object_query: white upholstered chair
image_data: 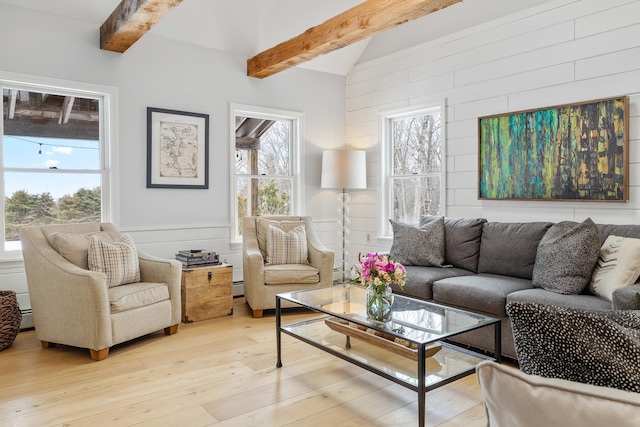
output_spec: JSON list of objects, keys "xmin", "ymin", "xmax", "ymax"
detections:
[
  {"xmin": 242, "ymin": 216, "xmax": 334, "ymax": 317},
  {"xmin": 477, "ymin": 361, "xmax": 640, "ymax": 427},
  {"xmin": 19, "ymin": 222, "xmax": 182, "ymax": 360}
]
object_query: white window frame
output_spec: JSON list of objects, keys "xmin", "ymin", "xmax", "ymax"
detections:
[
  {"xmin": 229, "ymin": 103, "xmax": 304, "ymax": 245},
  {"xmin": 0, "ymin": 72, "xmax": 119, "ymax": 260},
  {"xmin": 378, "ymin": 101, "xmax": 446, "ymax": 238}
]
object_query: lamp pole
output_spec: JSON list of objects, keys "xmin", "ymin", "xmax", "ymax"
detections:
[{"xmin": 321, "ymin": 150, "xmax": 367, "ymax": 284}]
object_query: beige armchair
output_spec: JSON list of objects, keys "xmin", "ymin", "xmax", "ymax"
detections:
[
  {"xmin": 477, "ymin": 361, "xmax": 640, "ymax": 427},
  {"xmin": 20, "ymin": 222, "xmax": 182, "ymax": 361},
  {"xmin": 242, "ymin": 216, "xmax": 334, "ymax": 317}
]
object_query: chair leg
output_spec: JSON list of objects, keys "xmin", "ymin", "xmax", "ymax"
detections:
[
  {"xmin": 90, "ymin": 348, "xmax": 109, "ymax": 361},
  {"xmin": 164, "ymin": 324, "xmax": 179, "ymax": 335},
  {"xmin": 41, "ymin": 341, "xmax": 56, "ymax": 348},
  {"xmin": 252, "ymin": 309, "xmax": 263, "ymax": 318}
]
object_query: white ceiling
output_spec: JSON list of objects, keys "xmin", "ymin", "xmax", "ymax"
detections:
[{"xmin": 0, "ymin": 0, "xmax": 549, "ymax": 76}]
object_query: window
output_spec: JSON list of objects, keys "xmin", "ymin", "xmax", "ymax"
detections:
[
  {"xmin": 380, "ymin": 104, "xmax": 445, "ymax": 236},
  {"xmin": 230, "ymin": 104, "xmax": 303, "ymax": 243},
  {"xmin": 1, "ymin": 75, "xmax": 116, "ymax": 256}
]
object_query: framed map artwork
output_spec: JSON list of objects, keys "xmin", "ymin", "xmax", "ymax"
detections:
[{"xmin": 147, "ymin": 107, "xmax": 209, "ymax": 189}]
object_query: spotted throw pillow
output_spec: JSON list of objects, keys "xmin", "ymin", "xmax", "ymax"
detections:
[
  {"xmin": 88, "ymin": 234, "xmax": 141, "ymax": 287},
  {"xmin": 532, "ymin": 218, "xmax": 600, "ymax": 294},
  {"xmin": 389, "ymin": 217, "xmax": 446, "ymax": 267},
  {"xmin": 507, "ymin": 301, "xmax": 640, "ymax": 393},
  {"xmin": 266, "ymin": 224, "xmax": 309, "ymax": 265}
]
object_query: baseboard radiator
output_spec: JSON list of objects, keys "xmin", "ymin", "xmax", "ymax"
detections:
[
  {"xmin": 233, "ymin": 281, "xmax": 244, "ymax": 297},
  {"xmin": 20, "ymin": 308, "xmax": 34, "ymax": 330}
]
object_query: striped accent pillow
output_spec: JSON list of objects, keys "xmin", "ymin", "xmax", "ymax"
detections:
[
  {"xmin": 266, "ymin": 224, "xmax": 309, "ymax": 265},
  {"xmin": 588, "ymin": 235, "xmax": 640, "ymax": 301},
  {"xmin": 88, "ymin": 234, "xmax": 141, "ymax": 287}
]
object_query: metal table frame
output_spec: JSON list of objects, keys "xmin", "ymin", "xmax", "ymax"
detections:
[{"xmin": 275, "ymin": 288, "xmax": 501, "ymax": 426}]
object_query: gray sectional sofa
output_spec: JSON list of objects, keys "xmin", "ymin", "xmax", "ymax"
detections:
[{"xmin": 388, "ymin": 217, "xmax": 640, "ymax": 359}]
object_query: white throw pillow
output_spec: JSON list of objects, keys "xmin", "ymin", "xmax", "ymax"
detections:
[
  {"xmin": 266, "ymin": 224, "xmax": 308, "ymax": 265},
  {"xmin": 51, "ymin": 230, "xmax": 119, "ymax": 269},
  {"xmin": 588, "ymin": 235, "xmax": 640, "ymax": 301},
  {"xmin": 88, "ymin": 234, "xmax": 141, "ymax": 287}
]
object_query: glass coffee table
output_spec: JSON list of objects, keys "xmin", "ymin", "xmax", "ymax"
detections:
[{"xmin": 276, "ymin": 285, "xmax": 501, "ymax": 426}]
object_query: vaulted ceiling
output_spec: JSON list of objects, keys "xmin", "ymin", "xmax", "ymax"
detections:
[{"xmin": 0, "ymin": 0, "xmax": 547, "ymax": 76}]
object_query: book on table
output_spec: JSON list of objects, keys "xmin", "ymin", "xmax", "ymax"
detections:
[
  {"xmin": 175, "ymin": 250, "xmax": 219, "ymax": 266},
  {"xmin": 178, "ymin": 249, "xmax": 216, "ymax": 257}
]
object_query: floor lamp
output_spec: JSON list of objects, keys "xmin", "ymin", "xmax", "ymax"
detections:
[{"xmin": 321, "ymin": 150, "xmax": 367, "ymax": 283}]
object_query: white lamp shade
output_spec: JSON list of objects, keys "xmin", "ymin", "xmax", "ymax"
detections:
[{"xmin": 321, "ymin": 150, "xmax": 367, "ymax": 189}]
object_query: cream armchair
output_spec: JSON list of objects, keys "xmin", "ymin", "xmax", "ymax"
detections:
[
  {"xmin": 20, "ymin": 222, "xmax": 182, "ymax": 361},
  {"xmin": 242, "ymin": 216, "xmax": 334, "ymax": 317}
]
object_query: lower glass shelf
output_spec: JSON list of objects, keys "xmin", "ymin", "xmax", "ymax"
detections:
[{"xmin": 281, "ymin": 316, "xmax": 488, "ymax": 390}]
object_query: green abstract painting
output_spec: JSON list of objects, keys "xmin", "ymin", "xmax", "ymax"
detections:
[{"xmin": 478, "ymin": 96, "xmax": 628, "ymax": 201}]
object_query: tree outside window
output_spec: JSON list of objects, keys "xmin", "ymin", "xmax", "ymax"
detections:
[{"xmin": 383, "ymin": 105, "xmax": 444, "ymax": 233}]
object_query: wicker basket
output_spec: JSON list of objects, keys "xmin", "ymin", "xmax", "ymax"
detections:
[{"xmin": 0, "ymin": 290, "xmax": 21, "ymax": 351}]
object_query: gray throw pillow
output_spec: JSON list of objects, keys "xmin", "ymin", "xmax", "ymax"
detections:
[
  {"xmin": 421, "ymin": 216, "xmax": 486, "ymax": 272},
  {"xmin": 389, "ymin": 217, "xmax": 446, "ymax": 267},
  {"xmin": 532, "ymin": 218, "xmax": 600, "ymax": 294}
]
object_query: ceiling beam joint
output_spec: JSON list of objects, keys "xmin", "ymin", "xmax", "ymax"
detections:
[
  {"xmin": 100, "ymin": 0, "xmax": 184, "ymax": 53},
  {"xmin": 247, "ymin": 0, "xmax": 462, "ymax": 79}
]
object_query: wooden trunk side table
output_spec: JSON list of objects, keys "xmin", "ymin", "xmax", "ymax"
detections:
[{"xmin": 181, "ymin": 264, "xmax": 233, "ymax": 323}]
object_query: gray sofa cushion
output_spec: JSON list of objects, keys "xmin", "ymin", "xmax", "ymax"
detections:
[
  {"xmin": 507, "ymin": 288, "xmax": 611, "ymax": 311},
  {"xmin": 395, "ymin": 265, "xmax": 473, "ymax": 300},
  {"xmin": 612, "ymin": 284, "xmax": 640, "ymax": 310},
  {"xmin": 477, "ymin": 222, "xmax": 552, "ymax": 279},
  {"xmin": 421, "ymin": 216, "xmax": 486, "ymax": 273},
  {"xmin": 532, "ymin": 219, "xmax": 600, "ymax": 295},
  {"xmin": 597, "ymin": 223, "xmax": 640, "ymax": 244},
  {"xmin": 389, "ymin": 217, "xmax": 445, "ymax": 267},
  {"xmin": 507, "ymin": 301, "xmax": 640, "ymax": 393},
  {"xmin": 432, "ymin": 273, "xmax": 533, "ymax": 317}
]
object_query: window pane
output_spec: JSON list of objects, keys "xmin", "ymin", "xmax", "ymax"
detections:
[
  {"xmin": 235, "ymin": 149, "xmax": 248, "ymax": 174},
  {"xmin": 257, "ymin": 121, "xmax": 290, "ymax": 176},
  {"xmin": 392, "ymin": 112, "xmax": 441, "ymax": 175},
  {"xmin": 235, "ymin": 119, "xmax": 290, "ymax": 177},
  {"xmin": 4, "ymin": 172, "xmax": 101, "ymax": 243},
  {"xmin": 392, "ymin": 176, "xmax": 440, "ymax": 224},
  {"xmin": 2, "ymin": 89, "xmax": 100, "ymax": 169},
  {"xmin": 3, "ymin": 136, "xmax": 100, "ymax": 170},
  {"xmin": 236, "ymin": 177, "xmax": 292, "ymax": 234}
]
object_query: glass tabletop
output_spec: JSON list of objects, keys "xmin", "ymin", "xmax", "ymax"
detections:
[{"xmin": 278, "ymin": 285, "xmax": 498, "ymax": 345}]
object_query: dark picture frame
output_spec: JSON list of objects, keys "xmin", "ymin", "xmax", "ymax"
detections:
[
  {"xmin": 478, "ymin": 96, "xmax": 629, "ymax": 201},
  {"xmin": 147, "ymin": 107, "xmax": 209, "ymax": 189}
]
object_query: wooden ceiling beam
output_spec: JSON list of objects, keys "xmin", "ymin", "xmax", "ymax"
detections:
[
  {"xmin": 8, "ymin": 89, "xmax": 17, "ymax": 119},
  {"xmin": 59, "ymin": 96, "xmax": 75, "ymax": 125},
  {"xmin": 247, "ymin": 0, "xmax": 462, "ymax": 79},
  {"xmin": 100, "ymin": 0, "xmax": 183, "ymax": 53}
]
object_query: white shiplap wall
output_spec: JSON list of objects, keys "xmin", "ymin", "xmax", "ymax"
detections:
[{"xmin": 345, "ymin": 0, "xmax": 640, "ymax": 263}]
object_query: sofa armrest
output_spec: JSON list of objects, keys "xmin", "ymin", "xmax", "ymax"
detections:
[
  {"xmin": 612, "ymin": 284, "xmax": 640, "ymax": 310},
  {"xmin": 303, "ymin": 218, "xmax": 335, "ymax": 284},
  {"xmin": 138, "ymin": 251, "xmax": 183, "ymax": 325},
  {"xmin": 20, "ymin": 234, "xmax": 112, "ymax": 349},
  {"xmin": 242, "ymin": 220, "xmax": 266, "ymax": 303},
  {"xmin": 477, "ymin": 361, "xmax": 640, "ymax": 427},
  {"xmin": 138, "ymin": 251, "xmax": 182, "ymax": 285}
]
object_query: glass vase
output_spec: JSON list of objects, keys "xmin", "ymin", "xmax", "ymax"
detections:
[{"xmin": 366, "ymin": 283, "xmax": 393, "ymax": 322}]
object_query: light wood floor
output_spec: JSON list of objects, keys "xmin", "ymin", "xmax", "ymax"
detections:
[{"xmin": 0, "ymin": 298, "xmax": 488, "ymax": 426}]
